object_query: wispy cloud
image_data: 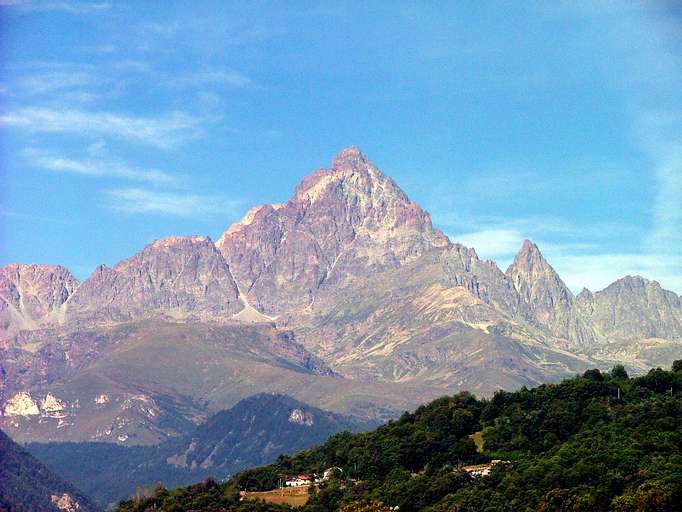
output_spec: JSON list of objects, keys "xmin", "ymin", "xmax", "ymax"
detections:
[
  {"xmin": 18, "ymin": 71, "xmax": 100, "ymax": 95},
  {"xmin": 104, "ymin": 188, "xmax": 243, "ymax": 217},
  {"xmin": 637, "ymin": 110, "xmax": 682, "ymax": 254},
  {"xmin": 25, "ymin": 148, "xmax": 178, "ymax": 186},
  {"xmin": 10, "ymin": 1, "xmax": 112, "ymax": 14},
  {"xmin": 564, "ymin": 4, "xmax": 682, "ymax": 264},
  {"xmin": 173, "ymin": 70, "xmax": 252, "ymax": 89},
  {"xmin": 1, "ymin": 107, "xmax": 202, "ymax": 148}
]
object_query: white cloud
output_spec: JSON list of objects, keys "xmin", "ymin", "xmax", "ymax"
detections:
[
  {"xmin": 636, "ymin": 110, "xmax": 682, "ymax": 253},
  {"xmin": 25, "ymin": 149, "xmax": 178, "ymax": 186},
  {"xmin": 1, "ymin": 107, "xmax": 202, "ymax": 148},
  {"xmin": 104, "ymin": 188, "xmax": 242, "ymax": 217}
]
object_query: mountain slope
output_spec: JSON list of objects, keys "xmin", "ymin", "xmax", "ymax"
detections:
[
  {"xmin": 1, "ymin": 320, "xmax": 425, "ymax": 445},
  {"xmin": 0, "ymin": 427, "xmax": 98, "ymax": 512},
  {"xmin": 165, "ymin": 393, "xmax": 375, "ymax": 475}
]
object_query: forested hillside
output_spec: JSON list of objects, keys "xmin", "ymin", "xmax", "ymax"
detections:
[
  {"xmin": 115, "ymin": 362, "xmax": 682, "ymax": 512},
  {"xmin": 0, "ymin": 428, "xmax": 99, "ymax": 512}
]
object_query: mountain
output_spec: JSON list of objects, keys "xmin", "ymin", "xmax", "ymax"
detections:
[
  {"xmin": 579, "ymin": 275, "xmax": 682, "ymax": 342},
  {"xmin": 64, "ymin": 236, "xmax": 244, "ymax": 325},
  {"xmin": 2, "ymin": 146, "xmax": 682, "ymax": 447},
  {"xmin": 0, "ymin": 427, "xmax": 98, "ymax": 512},
  {"xmin": 215, "ymin": 146, "xmax": 450, "ymax": 316},
  {"xmin": 1, "ymin": 317, "xmax": 424, "ymax": 445},
  {"xmin": 113, "ymin": 363, "xmax": 682, "ymax": 512},
  {"xmin": 28, "ymin": 394, "xmax": 375, "ymax": 507}
]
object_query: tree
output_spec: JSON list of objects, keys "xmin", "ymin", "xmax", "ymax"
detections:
[{"xmin": 611, "ymin": 365, "xmax": 629, "ymax": 380}]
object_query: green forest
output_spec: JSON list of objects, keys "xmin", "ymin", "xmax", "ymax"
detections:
[{"xmin": 115, "ymin": 362, "xmax": 682, "ymax": 512}]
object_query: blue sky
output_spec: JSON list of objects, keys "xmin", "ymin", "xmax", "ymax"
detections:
[{"xmin": 1, "ymin": 1, "xmax": 681, "ymax": 293}]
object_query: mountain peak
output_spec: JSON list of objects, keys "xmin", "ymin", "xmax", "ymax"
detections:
[
  {"xmin": 216, "ymin": 147, "xmax": 449, "ymax": 316},
  {"xmin": 331, "ymin": 145, "xmax": 368, "ymax": 169},
  {"xmin": 506, "ymin": 239, "xmax": 579, "ymax": 341},
  {"xmin": 508, "ymin": 239, "xmax": 554, "ymax": 276},
  {"xmin": 65, "ymin": 232, "xmax": 242, "ymax": 323}
]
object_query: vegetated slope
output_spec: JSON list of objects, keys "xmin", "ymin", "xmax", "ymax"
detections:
[
  {"xmin": 28, "ymin": 394, "xmax": 375, "ymax": 508},
  {"xmin": 0, "ymin": 427, "xmax": 99, "ymax": 512},
  {"xmin": 114, "ymin": 362, "xmax": 682, "ymax": 512}
]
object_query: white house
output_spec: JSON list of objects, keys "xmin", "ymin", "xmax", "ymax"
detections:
[{"xmin": 285, "ymin": 474, "xmax": 314, "ymax": 487}]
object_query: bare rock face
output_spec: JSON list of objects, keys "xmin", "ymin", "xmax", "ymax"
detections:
[
  {"xmin": 580, "ymin": 276, "xmax": 682, "ymax": 342},
  {"xmin": 216, "ymin": 146, "xmax": 450, "ymax": 316},
  {"xmin": 51, "ymin": 493, "xmax": 81, "ymax": 512},
  {"xmin": 0, "ymin": 264, "xmax": 79, "ymax": 339},
  {"xmin": 506, "ymin": 240, "xmax": 596, "ymax": 349},
  {"xmin": 65, "ymin": 236, "xmax": 243, "ymax": 323}
]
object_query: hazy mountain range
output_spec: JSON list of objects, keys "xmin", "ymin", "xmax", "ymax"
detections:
[
  {"xmin": 2, "ymin": 146, "xmax": 681, "ymax": 446},
  {"xmin": 27, "ymin": 393, "xmax": 374, "ymax": 507}
]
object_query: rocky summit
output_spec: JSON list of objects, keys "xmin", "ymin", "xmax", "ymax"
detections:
[{"xmin": 1, "ymin": 147, "xmax": 682, "ymax": 445}]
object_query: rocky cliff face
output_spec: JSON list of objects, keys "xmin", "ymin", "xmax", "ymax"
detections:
[
  {"xmin": 0, "ymin": 264, "xmax": 79, "ymax": 339},
  {"xmin": 65, "ymin": 236, "xmax": 243, "ymax": 324},
  {"xmin": 216, "ymin": 146, "xmax": 450, "ymax": 316}
]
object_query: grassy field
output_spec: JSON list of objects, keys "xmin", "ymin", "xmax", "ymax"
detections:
[{"xmin": 243, "ymin": 485, "xmax": 310, "ymax": 506}]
